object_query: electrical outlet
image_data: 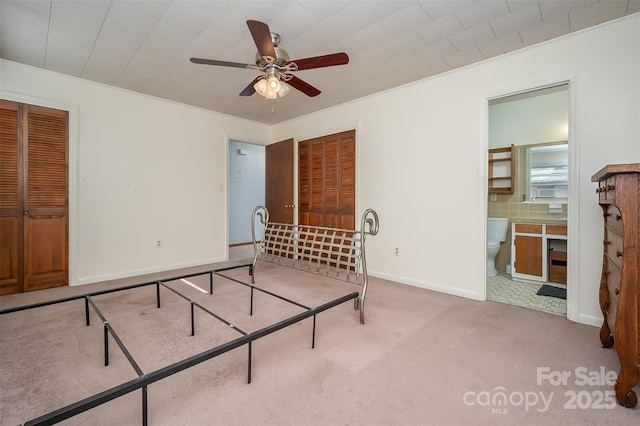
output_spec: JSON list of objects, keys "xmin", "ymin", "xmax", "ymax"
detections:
[
  {"xmin": 156, "ymin": 240, "xmax": 162, "ymax": 248},
  {"xmin": 394, "ymin": 247, "xmax": 399, "ymax": 256}
]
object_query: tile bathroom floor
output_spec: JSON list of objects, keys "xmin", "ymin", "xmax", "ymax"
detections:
[{"xmin": 487, "ymin": 273, "xmax": 567, "ymax": 316}]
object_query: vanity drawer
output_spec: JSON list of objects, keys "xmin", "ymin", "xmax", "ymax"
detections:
[
  {"xmin": 514, "ymin": 223, "xmax": 543, "ymax": 234},
  {"xmin": 605, "ymin": 231, "xmax": 624, "ymax": 270},
  {"xmin": 547, "ymin": 225, "xmax": 567, "ymax": 236},
  {"xmin": 604, "ymin": 206, "xmax": 624, "ymax": 236}
]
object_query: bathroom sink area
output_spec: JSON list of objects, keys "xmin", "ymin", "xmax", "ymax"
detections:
[
  {"xmin": 508, "ymin": 218, "xmax": 567, "ymax": 225},
  {"xmin": 510, "ymin": 221, "xmax": 567, "ymax": 284}
]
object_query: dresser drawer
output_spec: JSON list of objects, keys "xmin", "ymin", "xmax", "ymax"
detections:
[
  {"xmin": 605, "ymin": 231, "xmax": 624, "ymax": 270},
  {"xmin": 597, "ymin": 181, "xmax": 608, "ymax": 202},
  {"xmin": 604, "ymin": 206, "xmax": 624, "ymax": 236},
  {"xmin": 605, "ymin": 262, "xmax": 621, "ymax": 334},
  {"xmin": 605, "ymin": 176, "xmax": 617, "ymax": 201},
  {"xmin": 596, "ymin": 177, "xmax": 618, "ymax": 203}
]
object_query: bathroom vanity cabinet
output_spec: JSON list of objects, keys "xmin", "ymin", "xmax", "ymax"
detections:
[
  {"xmin": 511, "ymin": 223, "xmax": 567, "ymax": 284},
  {"xmin": 592, "ymin": 163, "xmax": 639, "ymax": 408}
]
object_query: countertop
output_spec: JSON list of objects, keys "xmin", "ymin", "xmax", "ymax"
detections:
[{"xmin": 509, "ymin": 218, "xmax": 567, "ymax": 226}]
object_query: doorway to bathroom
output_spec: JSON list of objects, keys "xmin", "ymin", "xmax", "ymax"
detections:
[{"xmin": 486, "ymin": 83, "xmax": 570, "ymax": 317}]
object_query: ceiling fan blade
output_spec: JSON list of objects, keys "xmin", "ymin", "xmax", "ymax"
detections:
[
  {"xmin": 247, "ymin": 20, "xmax": 276, "ymax": 59},
  {"xmin": 287, "ymin": 75, "xmax": 321, "ymax": 97},
  {"xmin": 240, "ymin": 76, "xmax": 262, "ymax": 96},
  {"xmin": 190, "ymin": 58, "xmax": 252, "ymax": 69},
  {"xmin": 288, "ymin": 53, "xmax": 349, "ymax": 71}
]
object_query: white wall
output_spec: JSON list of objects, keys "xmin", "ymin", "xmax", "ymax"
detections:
[
  {"xmin": 0, "ymin": 60, "xmax": 269, "ymax": 285},
  {"xmin": 272, "ymin": 15, "xmax": 640, "ymax": 325}
]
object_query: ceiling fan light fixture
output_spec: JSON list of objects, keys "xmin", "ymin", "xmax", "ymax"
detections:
[
  {"xmin": 267, "ymin": 75, "xmax": 281, "ymax": 91},
  {"xmin": 278, "ymin": 82, "xmax": 290, "ymax": 97},
  {"xmin": 265, "ymin": 75, "xmax": 281, "ymax": 99},
  {"xmin": 254, "ymin": 75, "xmax": 284, "ymax": 100},
  {"xmin": 253, "ymin": 78, "xmax": 268, "ymax": 97}
]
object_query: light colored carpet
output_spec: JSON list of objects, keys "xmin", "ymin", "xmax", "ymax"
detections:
[{"xmin": 0, "ymin": 253, "xmax": 638, "ymax": 425}]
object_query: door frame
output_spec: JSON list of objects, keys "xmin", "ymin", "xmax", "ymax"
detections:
[
  {"xmin": 478, "ymin": 76, "xmax": 579, "ymax": 322},
  {"xmin": 1, "ymin": 90, "xmax": 79, "ymax": 286}
]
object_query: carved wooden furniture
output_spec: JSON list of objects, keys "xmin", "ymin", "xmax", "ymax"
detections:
[{"xmin": 592, "ymin": 163, "xmax": 640, "ymax": 408}]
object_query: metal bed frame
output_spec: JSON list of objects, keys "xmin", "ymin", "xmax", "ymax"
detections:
[
  {"xmin": 0, "ymin": 263, "xmax": 359, "ymax": 426},
  {"xmin": 251, "ymin": 206, "xmax": 379, "ymax": 324}
]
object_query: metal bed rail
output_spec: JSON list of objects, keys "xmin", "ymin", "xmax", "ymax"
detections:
[{"xmin": 0, "ymin": 263, "xmax": 358, "ymax": 426}]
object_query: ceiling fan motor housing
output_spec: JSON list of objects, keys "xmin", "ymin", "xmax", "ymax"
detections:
[{"xmin": 255, "ymin": 33, "xmax": 290, "ymax": 67}]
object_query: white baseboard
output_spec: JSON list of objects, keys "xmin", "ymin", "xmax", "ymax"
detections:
[
  {"xmin": 369, "ymin": 270, "xmax": 478, "ymax": 300},
  {"xmin": 71, "ymin": 257, "xmax": 226, "ymax": 286},
  {"xmin": 577, "ymin": 313, "xmax": 603, "ymax": 328}
]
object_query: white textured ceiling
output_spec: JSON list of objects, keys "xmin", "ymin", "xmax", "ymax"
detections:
[{"xmin": 1, "ymin": 1, "xmax": 638, "ymax": 124}]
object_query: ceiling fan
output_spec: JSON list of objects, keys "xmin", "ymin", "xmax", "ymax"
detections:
[{"xmin": 190, "ymin": 20, "xmax": 349, "ymax": 100}]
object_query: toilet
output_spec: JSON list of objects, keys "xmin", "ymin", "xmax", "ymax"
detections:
[{"xmin": 487, "ymin": 218, "xmax": 509, "ymax": 278}]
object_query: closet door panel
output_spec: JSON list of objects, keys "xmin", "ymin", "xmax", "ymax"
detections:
[
  {"xmin": 23, "ymin": 105, "xmax": 68, "ymax": 291},
  {"xmin": 0, "ymin": 100, "xmax": 22, "ymax": 294},
  {"xmin": 337, "ymin": 132, "xmax": 355, "ymax": 230},
  {"xmin": 298, "ymin": 130, "xmax": 355, "ymax": 230}
]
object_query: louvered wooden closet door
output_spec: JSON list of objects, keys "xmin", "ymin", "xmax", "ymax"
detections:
[
  {"xmin": 0, "ymin": 100, "xmax": 68, "ymax": 294},
  {"xmin": 298, "ymin": 130, "xmax": 355, "ymax": 229},
  {"xmin": 0, "ymin": 100, "xmax": 22, "ymax": 294}
]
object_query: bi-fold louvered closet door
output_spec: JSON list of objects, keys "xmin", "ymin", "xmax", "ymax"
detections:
[
  {"xmin": 298, "ymin": 129, "xmax": 355, "ymax": 229},
  {"xmin": 0, "ymin": 100, "xmax": 68, "ymax": 295}
]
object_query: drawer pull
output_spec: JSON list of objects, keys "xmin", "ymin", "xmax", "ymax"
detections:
[
  {"xmin": 616, "ymin": 250, "xmax": 623, "ymax": 258},
  {"xmin": 607, "ymin": 184, "xmax": 615, "ymax": 190},
  {"xmin": 616, "ymin": 214, "xmax": 622, "ymax": 221},
  {"xmin": 615, "ymin": 288, "xmax": 620, "ymax": 296}
]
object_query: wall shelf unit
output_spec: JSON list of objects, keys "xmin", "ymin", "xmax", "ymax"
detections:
[{"xmin": 489, "ymin": 144, "xmax": 515, "ymax": 194}]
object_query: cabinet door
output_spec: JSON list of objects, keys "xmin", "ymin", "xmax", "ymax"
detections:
[{"xmin": 514, "ymin": 235, "xmax": 543, "ymax": 276}]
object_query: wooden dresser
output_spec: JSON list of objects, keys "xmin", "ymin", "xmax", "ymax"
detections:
[{"xmin": 592, "ymin": 163, "xmax": 640, "ymax": 408}]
